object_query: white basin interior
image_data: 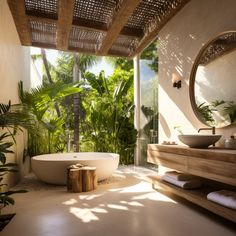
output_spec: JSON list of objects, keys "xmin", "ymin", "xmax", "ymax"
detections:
[{"xmin": 178, "ymin": 134, "xmax": 222, "ymax": 148}]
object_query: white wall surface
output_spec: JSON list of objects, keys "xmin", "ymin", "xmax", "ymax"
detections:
[
  {"xmin": 0, "ymin": 0, "xmax": 31, "ymax": 187},
  {"xmin": 195, "ymin": 50, "xmax": 236, "ymax": 104},
  {"xmin": 158, "ymin": 0, "xmax": 236, "ymax": 146}
]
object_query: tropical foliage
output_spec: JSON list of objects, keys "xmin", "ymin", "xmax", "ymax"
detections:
[
  {"xmin": 28, "ymin": 49, "xmax": 136, "ymax": 163},
  {"xmin": 18, "ymin": 81, "xmax": 82, "ymax": 156},
  {"xmin": 197, "ymin": 100, "xmax": 236, "ymax": 126},
  {"xmin": 28, "ymin": 40, "xmax": 158, "ymax": 164},
  {"xmin": 81, "ymin": 70, "xmax": 136, "ymax": 164},
  {"xmin": 0, "ymin": 102, "xmax": 28, "ymax": 214}
]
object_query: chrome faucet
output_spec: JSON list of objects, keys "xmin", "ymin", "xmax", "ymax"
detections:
[{"xmin": 198, "ymin": 127, "xmax": 215, "ymax": 134}]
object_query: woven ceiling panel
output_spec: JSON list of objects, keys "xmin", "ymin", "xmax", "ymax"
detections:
[
  {"xmin": 30, "ymin": 20, "xmax": 57, "ymax": 45},
  {"xmin": 8, "ymin": 0, "xmax": 189, "ymax": 56},
  {"xmin": 25, "ymin": 0, "xmax": 58, "ymax": 19},
  {"xmin": 109, "ymin": 36, "xmax": 139, "ymax": 56},
  {"xmin": 126, "ymin": 0, "xmax": 184, "ymax": 34},
  {"xmin": 69, "ymin": 27, "xmax": 106, "ymax": 53},
  {"xmin": 73, "ymin": 0, "xmax": 123, "ymax": 26}
]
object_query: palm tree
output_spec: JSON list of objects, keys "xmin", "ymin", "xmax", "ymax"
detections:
[
  {"xmin": 83, "ymin": 71, "xmax": 137, "ymax": 162},
  {"xmin": 0, "ymin": 101, "xmax": 35, "ymax": 137},
  {"xmin": 19, "ymin": 81, "xmax": 82, "ymax": 155},
  {"xmin": 56, "ymin": 52, "xmax": 100, "ymax": 151},
  {"xmin": 42, "ymin": 49, "xmax": 62, "ymax": 118},
  {"xmin": 73, "ymin": 54, "xmax": 80, "ymax": 152},
  {"xmin": 33, "ymin": 50, "xmax": 100, "ymax": 152}
]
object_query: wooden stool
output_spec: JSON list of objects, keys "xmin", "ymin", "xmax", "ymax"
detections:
[{"xmin": 67, "ymin": 164, "xmax": 97, "ymax": 193}]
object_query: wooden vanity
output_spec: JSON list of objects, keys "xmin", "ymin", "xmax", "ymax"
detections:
[{"xmin": 147, "ymin": 144, "xmax": 236, "ymax": 223}]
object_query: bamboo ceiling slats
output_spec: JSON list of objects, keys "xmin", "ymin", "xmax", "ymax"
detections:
[
  {"xmin": 7, "ymin": 0, "xmax": 190, "ymax": 57},
  {"xmin": 25, "ymin": 0, "xmax": 58, "ymax": 19},
  {"xmin": 30, "ymin": 20, "xmax": 57, "ymax": 46}
]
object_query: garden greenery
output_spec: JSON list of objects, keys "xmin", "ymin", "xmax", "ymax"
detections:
[
  {"xmin": 26, "ymin": 40, "xmax": 158, "ymax": 164},
  {"xmin": 23, "ymin": 52, "xmax": 137, "ymax": 164}
]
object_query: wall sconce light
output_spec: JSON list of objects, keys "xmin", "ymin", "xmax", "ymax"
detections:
[{"xmin": 172, "ymin": 73, "xmax": 181, "ymax": 89}]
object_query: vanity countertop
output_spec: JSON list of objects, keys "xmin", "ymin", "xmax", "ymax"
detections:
[{"xmin": 148, "ymin": 144, "xmax": 236, "ymax": 163}]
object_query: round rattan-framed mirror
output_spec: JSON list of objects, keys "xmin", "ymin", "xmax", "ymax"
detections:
[{"xmin": 190, "ymin": 31, "xmax": 236, "ymax": 128}]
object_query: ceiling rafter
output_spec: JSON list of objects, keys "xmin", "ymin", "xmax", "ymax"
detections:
[
  {"xmin": 98, "ymin": 0, "xmax": 142, "ymax": 55},
  {"xmin": 7, "ymin": 0, "xmax": 32, "ymax": 46},
  {"xmin": 7, "ymin": 0, "xmax": 191, "ymax": 57},
  {"xmin": 57, "ymin": 0, "xmax": 75, "ymax": 51},
  {"xmin": 27, "ymin": 15, "xmax": 143, "ymax": 39}
]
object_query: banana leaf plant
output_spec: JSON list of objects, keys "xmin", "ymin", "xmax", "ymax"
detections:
[
  {"xmin": 18, "ymin": 81, "xmax": 82, "ymax": 155},
  {"xmin": 0, "ymin": 132, "xmax": 27, "ymax": 215},
  {"xmin": 223, "ymin": 101, "xmax": 236, "ymax": 124},
  {"xmin": 0, "ymin": 102, "xmax": 30, "ymax": 214},
  {"xmin": 83, "ymin": 71, "xmax": 137, "ymax": 164}
]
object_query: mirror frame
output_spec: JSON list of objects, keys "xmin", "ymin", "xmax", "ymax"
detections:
[{"xmin": 189, "ymin": 30, "xmax": 236, "ymax": 128}]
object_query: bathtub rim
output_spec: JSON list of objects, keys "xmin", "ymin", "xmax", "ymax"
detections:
[{"xmin": 32, "ymin": 152, "xmax": 120, "ymax": 161}]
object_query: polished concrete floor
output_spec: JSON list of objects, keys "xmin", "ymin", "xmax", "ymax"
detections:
[{"xmin": 2, "ymin": 166, "xmax": 236, "ymax": 236}]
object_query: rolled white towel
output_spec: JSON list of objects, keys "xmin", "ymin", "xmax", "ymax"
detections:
[
  {"xmin": 207, "ymin": 190, "xmax": 236, "ymax": 210},
  {"xmin": 162, "ymin": 175, "xmax": 202, "ymax": 189},
  {"xmin": 165, "ymin": 171, "xmax": 194, "ymax": 181}
]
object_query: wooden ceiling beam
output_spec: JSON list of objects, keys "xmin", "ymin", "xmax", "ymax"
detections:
[
  {"xmin": 121, "ymin": 27, "xmax": 143, "ymax": 39},
  {"xmin": 27, "ymin": 15, "xmax": 142, "ymax": 39},
  {"xmin": 129, "ymin": 0, "xmax": 190, "ymax": 57},
  {"xmin": 32, "ymin": 42, "xmax": 56, "ymax": 50},
  {"xmin": 27, "ymin": 15, "xmax": 57, "ymax": 24},
  {"xmin": 7, "ymin": 0, "xmax": 32, "ymax": 46},
  {"xmin": 98, "ymin": 0, "xmax": 142, "ymax": 55},
  {"xmin": 57, "ymin": 0, "xmax": 75, "ymax": 51}
]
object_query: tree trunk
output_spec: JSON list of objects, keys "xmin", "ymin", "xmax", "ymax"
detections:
[
  {"xmin": 67, "ymin": 164, "xmax": 97, "ymax": 192},
  {"xmin": 73, "ymin": 53, "xmax": 81, "ymax": 152},
  {"xmin": 41, "ymin": 49, "xmax": 61, "ymax": 118}
]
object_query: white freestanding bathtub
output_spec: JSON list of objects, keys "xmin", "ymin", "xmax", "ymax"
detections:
[{"xmin": 31, "ymin": 152, "xmax": 119, "ymax": 185}]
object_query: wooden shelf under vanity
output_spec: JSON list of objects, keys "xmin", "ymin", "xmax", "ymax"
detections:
[
  {"xmin": 147, "ymin": 144, "xmax": 236, "ymax": 223},
  {"xmin": 148, "ymin": 175, "xmax": 236, "ymax": 223}
]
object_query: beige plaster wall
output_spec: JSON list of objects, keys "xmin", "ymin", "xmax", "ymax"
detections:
[
  {"xmin": 195, "ymin": 50, "xmax": 236, "ymax": 105},
  {"xmin": 0, "ymin": 0, "xmax": 31, "ymax": 187},
  {"xmin": 158, "ymin": 0, "xmax": 236, "ymax": 146}
]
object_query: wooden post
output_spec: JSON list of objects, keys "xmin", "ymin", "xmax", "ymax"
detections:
[
  {"xmin": 67, "ymin": 164, "xmax": 83, "ymax": 192},
  {"xmin": 82, "ymin": 166, "xmax": 97, "ymax": 192},
  {"xmin": 67, "ymin": 164, "xmax": 97, "ymax": 192}
]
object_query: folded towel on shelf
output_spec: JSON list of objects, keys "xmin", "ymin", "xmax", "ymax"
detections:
[
  {"xmin": 165, "ymin": 171, "xmax": 194, "ymax": 181},
  {"xmin": 207, "ymin": 190, "xmax": 236, "ymax": 210},
  {"xmin": 162, "ymin": 175, "xmax": 202, "ymax": 189}
]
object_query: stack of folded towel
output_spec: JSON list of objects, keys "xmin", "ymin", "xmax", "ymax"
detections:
[
  {"xmin": 207, "ymin": 190, "xmax": 236, "ymax": 210},
  {"xmin": 162, "ymin": 171, "xmax": 202, "ymax": 189}
]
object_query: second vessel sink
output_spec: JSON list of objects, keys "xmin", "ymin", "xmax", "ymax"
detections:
[{"xmin": 178, "ymin": 134, "xmax": 222, "ymax": 148}]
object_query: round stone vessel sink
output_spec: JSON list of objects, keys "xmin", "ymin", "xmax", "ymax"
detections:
[{"xmin": 178, "ymin": 134, "xmax": 222, "ymax": 148}]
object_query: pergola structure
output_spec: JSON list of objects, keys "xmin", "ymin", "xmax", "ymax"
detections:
[{"xmin": 7, "ymin": 0, "xmax": 190, "ymax": 57}]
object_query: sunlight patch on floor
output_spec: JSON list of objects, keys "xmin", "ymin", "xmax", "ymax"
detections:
[
  {"xmin": 132, "ymin": 191, "xmax": 177, "ymax": 203},
  {"xmin": 70, "ymin": 207, "xmax": 107, "ymax": 223},
  {"xmin": 107, "ymin": 204, "xmax": 129, "ymax": 211},
  {"xmin": 119, "ymin": 181, "xmax": 153, "ymax": 193},
  {"xmin": 120, "ymin": 200, "xmax": 144, "ymax": 207},
  {"xmin": 78, "ymin": 193, "xmax": 104, "ymax": 200},
  {"xmin": 62, "ymin": 198, "xmax": 78, "ymax": 205}
]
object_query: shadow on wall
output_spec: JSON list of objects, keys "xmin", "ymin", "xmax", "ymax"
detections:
[
  {"xmin": 159, "ymin": 112, "xmax": 171, "ymax": 139},
  {"xmin": 158, "ymin": 0, "xmax": 236, "ymax": 137},
  {"xmin": 159, "ymin": 33, "xmax": 202, "ymax": 134}
]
